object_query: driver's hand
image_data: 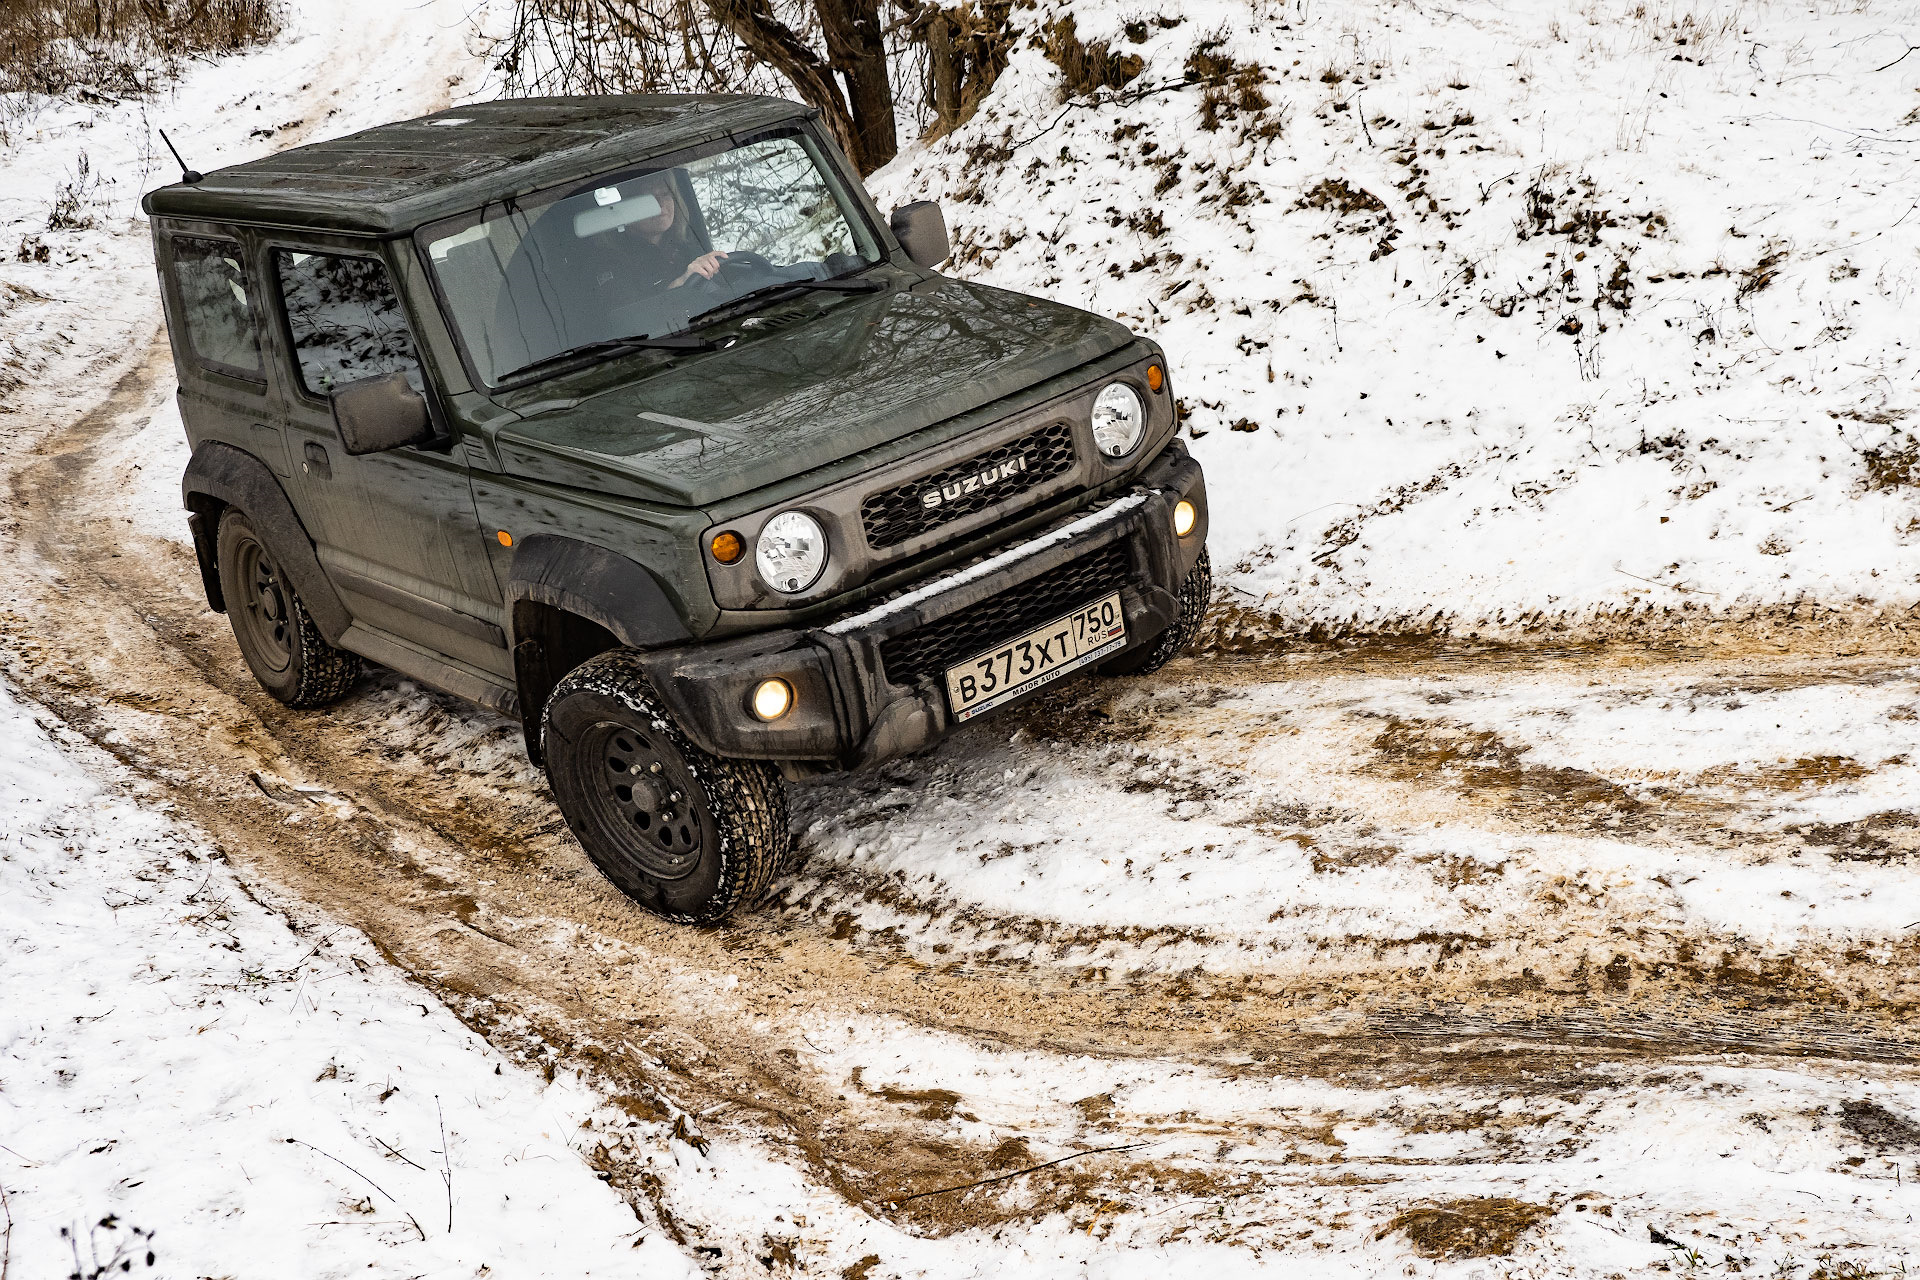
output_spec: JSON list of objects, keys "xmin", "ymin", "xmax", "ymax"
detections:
[{"xmin": 670, "ymin": 251, "xmax": 728, "ymax": 288}]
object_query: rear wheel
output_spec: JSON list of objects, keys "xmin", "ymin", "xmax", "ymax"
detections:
[
  {"xmin": 1100, "ymin": 548, "xmax": 1212, "ymax": 678},
  {"xmin": 542, "ymin": 651, "xmax": 788, "ymax": 924},
  {"xmin": 216, "ymin": 510, "xmax": 358, "ymax": 707}
]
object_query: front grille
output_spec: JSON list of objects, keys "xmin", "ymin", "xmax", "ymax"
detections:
[
  {"xmin": 879, "ymin": 540, "xmax": 1132, "ymax": 687},
  {"xmin": 861, "ymin": 421, "xmax": 1077, "ymax": 550}
]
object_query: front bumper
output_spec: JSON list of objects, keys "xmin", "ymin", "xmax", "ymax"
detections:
[{"xmin": 641, "ymin": 444, "xmax": 1209, "ymax": 771}]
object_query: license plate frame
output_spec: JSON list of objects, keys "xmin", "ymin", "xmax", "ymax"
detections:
[{"xmin": 944, "ymin": 592, "xmax": 1127, "ymax": 722}]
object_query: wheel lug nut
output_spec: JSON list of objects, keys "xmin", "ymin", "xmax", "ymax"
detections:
[{"xmin": 649, "ymin": 762, "xmax": 662, "ymax": 774}]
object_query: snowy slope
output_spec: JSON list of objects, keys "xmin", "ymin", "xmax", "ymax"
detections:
[{"xmin": 869, "ymin": 0, "xmax": 1920, "ymax": 635}]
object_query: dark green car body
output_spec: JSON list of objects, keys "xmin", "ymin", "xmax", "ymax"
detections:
[{"xmin": 143, "ymin": 96, "xmax": 1209, "ymax": 774}]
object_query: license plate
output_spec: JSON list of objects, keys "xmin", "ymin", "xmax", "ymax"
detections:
[{"xmin": 944, "ymin": 592, "xmax": 1127, "ymax": 721}]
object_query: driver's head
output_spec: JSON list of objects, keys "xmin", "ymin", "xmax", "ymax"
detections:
[{"xmin": 630, "ymin": 170, "xmax": 680, "ymax": 239}]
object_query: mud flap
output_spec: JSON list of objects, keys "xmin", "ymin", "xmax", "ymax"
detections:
[{"xmin": 185, "ymin": 509, "xmax": 225, "ymax": 613}]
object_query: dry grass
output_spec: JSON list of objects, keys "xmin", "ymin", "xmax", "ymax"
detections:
[
  {"xmin": 1044, "ymin": 15, "xmax": 1144, "ymax": 99},
  {"xmin": 0, "ymin": 0, "xmax": 278, "ymax": 100},
  {"xmin": 1185, "ymin": 38, "xmax": 1272, "ymax": 133},
  {"xmin": 1382, "ymin": 1197, "xmax": 1555, "ymax": 1258},
  {"xmin": 1857, "ymin": 431, "xmax": 1920, "ymax": 492}
]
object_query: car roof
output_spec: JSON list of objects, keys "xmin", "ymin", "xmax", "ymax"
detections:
[{"xmin": 142, "ymin": 95, "xmax": 814, "ymax": 236}]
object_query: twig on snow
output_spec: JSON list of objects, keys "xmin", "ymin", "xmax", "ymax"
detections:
[
  {"xmin": 1871, "ymin": 43, "xmax": 1919, "ymax": 73},
  {"xmin": 1477, "ymin": 170, "xmax": 1521, "ymax": 204},
  {"xmin": 436, "ymin": 1097, "xmax": 454, "ymax": 1233},
  {"xmin": 884, "ymin": 1142, "xmax": 1150, "ymax": 1207},
  {"xmin": 2, "ymin": 1180, "xmax": 13, "ymax": 1280},
  {"xmin": 288, "ymin": 929, "xmax": 340, "ymax": 971},
  {"xmin": 1731, "ymin": 111, "xmax": 1920, "ymax": 145},
  {"xmin": 373, "ymin": 1136, "xmax": 425, "ymax": 1171},
  {"xmin": 284, "ymin": 1138, "xmax": 397, "ymax": 1204},
  {"xmin": 1009, "ymin": 80, "xmax": 1188, "ymax": 153},
  {"xmin": 1616, "ymin": 567, "xmax": 1720, "ymax": 597}
]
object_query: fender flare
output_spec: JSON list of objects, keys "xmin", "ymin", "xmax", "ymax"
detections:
[
  {"xmin": 505, "ymin": 534, "xmax": 694, "ymax": 760},
  {"xmin": 181, "ymin": 441, "xmax": 353, "ymax": 644}
]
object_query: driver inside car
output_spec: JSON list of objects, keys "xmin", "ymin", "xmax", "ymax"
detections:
[{"xmin": 607, "ymin": 169, "xmax": 727, "ymax": 292}]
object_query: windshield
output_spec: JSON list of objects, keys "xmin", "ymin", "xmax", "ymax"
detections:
[{"xmin": 419, "ymin": 128, "xmax": 884, "ymax": 387}]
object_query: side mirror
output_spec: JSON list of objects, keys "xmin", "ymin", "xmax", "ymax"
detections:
[
  {"xmin": 331, "ymin": 370, "xmax": 434, "ymax": 456},
  {"xmin": 890, "ymin": 201, "xmax": 950, "ymax": 269}
]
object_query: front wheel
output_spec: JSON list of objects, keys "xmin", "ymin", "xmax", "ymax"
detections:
[
  {"xmin": 1100, "ymin": 548, "xmax": 1212, "ymax": 678},
  {"xmin": 542, "ymin": 651, "xmax": 788, "ymax": 924}
]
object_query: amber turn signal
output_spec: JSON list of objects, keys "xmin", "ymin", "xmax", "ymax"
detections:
[
  {"xmin": 1146, "ymin": 364, "xmax": 1165, "ymax": 393},
  {"xmin": 1173, "ymin": 499, "xmax": 1197, "ymax": 538},
  {"xmin": 751, "ymin": 677, "xmax": 793, "ymax": 722},
  {"xmin": 496, "ymin": 530, "xmax": 513, "ymax": 547},
  {"xmin": 710, "ymin": 530, "xmax": 744, "ymax": 564}
]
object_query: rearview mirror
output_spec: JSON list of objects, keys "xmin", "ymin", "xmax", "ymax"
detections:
[
  {"xmin": 331, "ymin": 371, "xmax": 434, "ymax": 456},
  {"xmin": 890, "ymin": 201, "xmax": 950, "ymax": 269}
]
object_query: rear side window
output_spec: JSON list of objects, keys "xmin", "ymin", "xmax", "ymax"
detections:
[
  {"xmin": 168, "ymin": 235, "xmax": 263, "ymax": 378},
  {"xmin": 273, "ymin": 249, "xmax": 421, "ymax": 397}
]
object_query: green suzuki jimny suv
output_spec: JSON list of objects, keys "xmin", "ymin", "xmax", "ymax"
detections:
[{"xmin": 143, "ymin": 96, "xmax": 1211, "ymax": 923}]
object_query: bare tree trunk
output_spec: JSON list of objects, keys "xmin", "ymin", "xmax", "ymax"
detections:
[
  {"xmin": 901, "ymin": 2, "xmax": 1013, "ymax": 139},
  {"xmin": 814, "ymin": 0, "xmax": 896, "ymax": 172},
  {"xmin": 697, "ymin": 0, "xmax": 868, "ymax": 167},
  {"xmin": 924, "ymin": 10, "xmax": 960, "ymax": 130}
]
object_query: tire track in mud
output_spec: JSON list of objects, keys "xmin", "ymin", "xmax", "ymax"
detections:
[{"xmin": 7, "ymin": 334, "xmax": 1920, "ymax": 1247}]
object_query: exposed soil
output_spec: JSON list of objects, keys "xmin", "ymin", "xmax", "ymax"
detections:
[{"xmin": 5, "ymin": 333, "xmax": 1920, "ymax": 1263}]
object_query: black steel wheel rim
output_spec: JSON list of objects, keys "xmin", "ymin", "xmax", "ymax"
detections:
[
  {"xmin": 235, "ymin": 537, "xmax": 293, "ymax": 674},
  {"xmin": 578, "ymin": 721, "xmax": 707, "ymax": 881}
]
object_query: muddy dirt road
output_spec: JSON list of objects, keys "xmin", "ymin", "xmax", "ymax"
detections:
[{"xmin": 5, "ymin": 333, "xmax": 1920, "ymax": 1272}]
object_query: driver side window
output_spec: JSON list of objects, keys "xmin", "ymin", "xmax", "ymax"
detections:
[{"xmin": 274, "ymin": 249, "xmax": 422, "ymax": 397}]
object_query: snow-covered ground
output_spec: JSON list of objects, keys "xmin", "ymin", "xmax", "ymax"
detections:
[
  {"xmin": 789, "ymin": 652, "xmax": 1920, "ymax": 979},
  {"xmin": 870, "ymin": 0, "xmax": 1920, "ymax": 634},
  {"xmin": 5, "ymin": 0, "xmax": 1920, "ymax": 1275},
  {"xmin": 0, "ymin": 681, "xmax": 702, "ymax": 1276}
]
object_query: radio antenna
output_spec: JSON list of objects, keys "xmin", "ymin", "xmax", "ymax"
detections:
[{"xmin": 157, "ymin": 129, "xmax": 203, "ymax": 184}]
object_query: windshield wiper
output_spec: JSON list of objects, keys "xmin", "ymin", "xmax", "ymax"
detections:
[
  {"xmin": 686, "ymin": 274, "xmax": 885, "ymax": 329},
  {"xmin": 497, "ymin": 332, "xmax": 717, "ymax": 386}
]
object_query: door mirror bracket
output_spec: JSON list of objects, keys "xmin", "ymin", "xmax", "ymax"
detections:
[{"xmin": 330, "ymin": 371, "xmax": 438, "ymax": 456}]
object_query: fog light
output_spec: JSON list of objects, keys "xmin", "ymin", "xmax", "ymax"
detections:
[
  {"xmin": 710, "ymin": 530, "xmax": 744, "ymax": 564},
  {"xmin": 1173, "ymin": 499, "xmax": 1197, "ymax": 538},
  {"xmin": 751, "ymin": 677, "xmax": 793, "ymax": 722}
]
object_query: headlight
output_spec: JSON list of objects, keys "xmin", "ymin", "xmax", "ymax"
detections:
[
  {"xmin": 756, "ymin": 510, "xmax": 828, "ymax": 593},
  {"xmin": 1091, "ymin": 382, "xmax": 1145, "ymax": 457}
]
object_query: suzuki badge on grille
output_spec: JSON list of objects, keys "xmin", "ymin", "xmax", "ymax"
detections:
[{"xmin": 921, "ymin": 455, "xmax": 1029, "ymax": 509}]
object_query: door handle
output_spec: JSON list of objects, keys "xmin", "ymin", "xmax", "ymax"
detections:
[{"xmin": 302, "ymin": 441, "xmax": 331, "ymax": 480}]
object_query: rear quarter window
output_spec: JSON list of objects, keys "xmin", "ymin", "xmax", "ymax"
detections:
[
  {"xmin": 167, "ymin": 235, "xmax": 264, "ymax": 379},
  {"xmin": 274, "ymin": 249, "xmax": 421, "ymax": 397}
]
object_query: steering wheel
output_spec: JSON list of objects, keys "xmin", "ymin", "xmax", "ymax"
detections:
[
  {"xmin": 715, "ymin": 250, "xmax": 775, "ymax": 276},
  {"xmin": 678, "ymin": 250, "xmax": 777, "ymax": 295}
]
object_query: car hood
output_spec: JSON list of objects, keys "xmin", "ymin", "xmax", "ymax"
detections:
[{"xmin": 489, "ymin": 278, "xmax": 1134, "ymax": 507}]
